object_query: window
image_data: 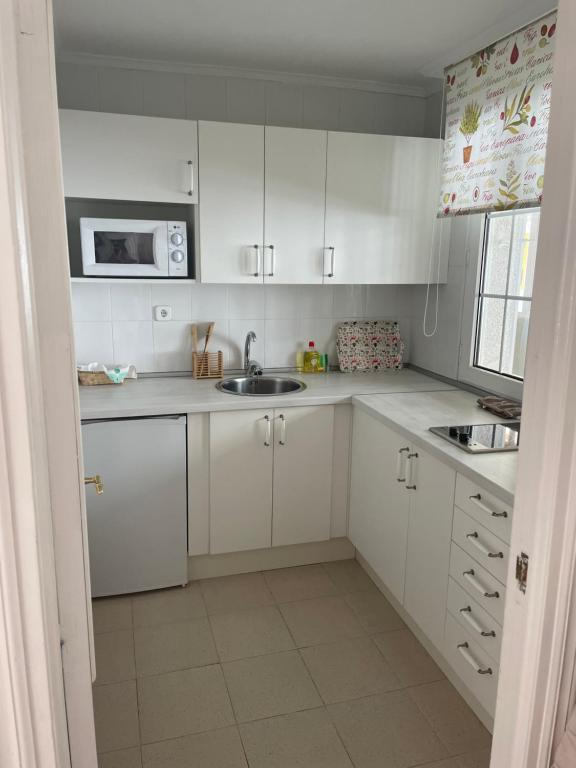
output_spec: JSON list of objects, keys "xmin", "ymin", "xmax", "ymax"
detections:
[{"xmin": 474, "ymin": 209, "xmax": 540, "ymax": 381}]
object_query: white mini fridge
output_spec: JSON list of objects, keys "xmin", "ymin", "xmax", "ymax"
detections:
[{"xmin": 82, "ymin": 415, "xmax": 188, "ymax": 597}]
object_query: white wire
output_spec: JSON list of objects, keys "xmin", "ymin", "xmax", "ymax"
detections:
[{"xmin": 423, "ymin": 78, "xmax": 448, "ymax": 338}]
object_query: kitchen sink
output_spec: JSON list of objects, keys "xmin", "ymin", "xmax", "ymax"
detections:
[{"xmin": 217, "ymin": 376, "xmax": 306, "ymax": 396}]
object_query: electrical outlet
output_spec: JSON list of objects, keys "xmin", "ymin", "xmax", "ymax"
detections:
[{"xmin": 154, "ymin": 305, "xmax": 172, "ymax": 321}]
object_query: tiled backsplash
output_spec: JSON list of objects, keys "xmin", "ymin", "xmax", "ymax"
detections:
[{"xmin": 71, "ymin": 282, "xmax": 412, "ymax": 373}]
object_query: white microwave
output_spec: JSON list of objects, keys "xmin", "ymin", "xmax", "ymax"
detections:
[{"xmin": 80, "ymin": 218, "xmax": 188, "ymax": 278}]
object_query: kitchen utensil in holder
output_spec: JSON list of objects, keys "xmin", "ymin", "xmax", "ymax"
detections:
[{"xmin": 192, "ymin": 351, "xmax": 224, "ymax": 379}]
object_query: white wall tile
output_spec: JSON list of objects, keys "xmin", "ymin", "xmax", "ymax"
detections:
[
  {"xmin": 110, "ymin": 285, "xmax": 152, "ymax": 321},
  {"xmin": 190, "ymin": 284, "xmax": 229, "ymax": 320},
  {"xmin": 265, "ymin": 286, "xmax": 299, "ymax": 319},
  {"xmin": 153, "ymin": 321, "xmax": 193, "ymax": 372},
  {"xmin": 332, "ymin": 286, "xmax": 367, "ymax": 318},
  {"xmin": 151, "ymin": 284, "xmax": 192, "ymax": 321},
  {"xmin": 302, "ymin": 86, "xmax": 340, "ymax": 131},
  {"xmin": 365, "ymin": 285, "xmax": 408, "ymax": 317},
  {"xmin": 264, "ymin": 319, "xmax": 300, "ymax": 368},
  {"xmin": 228, "ymin": 285, "xmax": 265, "ymax": 319},
  {"xmin": 265, "ymin": 83, "xmax": 303, "ymax": 128},
  {"xmin": 74, "ymin": 322, "xmax": 114, "ymax": 365},
  {"xmin": 185, "ymin": 75, "xmax": 227, "ymax": 121},
  {"xmin": 298, "ymin": 286, "xmax": 333, "ymax": 319},
  {"xmin": 56, "ymin": 62, "xmax": 99, "ymax": 111},
  {"xmin": 299, "ymin": 319, "xmax": 337, "ymax": 361},
  {"xmin": 142, "ymin": 71, "xmax": 186, "ymax": 119},
  {"xmin": 71, "ymin": 283, "xmax": 111, "ymax": 322},
  {"xmin": 226, "ymin": 79, "xmax": 266, "ymax": 124},
  {"xmin": 112, "ymin": 322, "xmax": 155, "ymax": 371},
  {"xmin": 99, "ymin": 68, "xmax": 143, "ymax": 115},
  {"xmin": 227, "ymin": 318, "xmax": 265, "ymax": 369}
]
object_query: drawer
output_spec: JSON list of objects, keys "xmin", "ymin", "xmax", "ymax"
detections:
[
  {"xmin": 450, "ymin": 543, "xmax": 506, "ymax": 625},
  {"xmin": 455, "ymin": 474, "xmax": 512, "ymax": 544},
  {"xmin": 447, "ymin": 577, "xmax": 502, "ymax": 662},
  {"xmin": 445, "ymin": 612, "xmax": 499, "ymax": 718},
  {"xmin": 452, "ymin": 507, "xmax": 510, "ymax": 585}
]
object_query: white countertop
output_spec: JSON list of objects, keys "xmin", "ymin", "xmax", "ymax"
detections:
[
  {"xmin": 79, "ymin": 369, "xmax": 456, "ymax": 420},
  {"xmin": 353, "ymin": 390, "xmax": 517, "ymax": 504}
]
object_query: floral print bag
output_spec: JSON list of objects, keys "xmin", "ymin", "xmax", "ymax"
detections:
[{"xmin": 336, "ymin": 321, "xmax": 404, "ymax": 372}]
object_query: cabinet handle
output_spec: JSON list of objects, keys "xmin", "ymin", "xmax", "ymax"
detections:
[
  {"xmin": 466, "ymin": 531, "xmax": 504, "ymax": 559},
  {"xmin": 462, "ymin": 569, "xmax": 500, "ymax": 599},
  {"xmin": 264, "ymin": 415, "xmax": 271, "ymax": 446},
  {"xmin": 396, "ymin": 447, "xmax": 410, "ymax": 482},
  {"xmin": 469, "ymin": 493, "xmax": 508, "ymax": 519},
  {"xmin": 187, "ymin": 159, "xmax": 194, "ymax": 196},
  {"xmin": 324, "ymin": 246, "xmax": 335, "ymax": 277},
  {"xmin": 459, "ymin": 606, "xmax": 497, "ymax": 637},
  {"xmin": 457, "ymin": 642, "xmax": 493, "ymax": 675},
  {"xmin": 278, "ymin": 414, "xmax": 287, "ymax": 445},
  {"xmin": 265, "ymin": 245, "xmax": 275, "ymax": 277},
  {"xmin": 252, "ymin": 245, "xmax": 261, "ymax": 277},
  {"xmin": 405, "ymin": 452, "xmax": 418, "ymax": 490}
]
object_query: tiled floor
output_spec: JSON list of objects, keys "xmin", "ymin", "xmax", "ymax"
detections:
[{"xmin": 92, "ymin": 560, "xmax": 492, "ymax": 768}]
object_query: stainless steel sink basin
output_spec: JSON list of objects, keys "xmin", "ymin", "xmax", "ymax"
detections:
[{"xmin": 217, "ymin": 376, "xmax": 306, "ymax": 396}]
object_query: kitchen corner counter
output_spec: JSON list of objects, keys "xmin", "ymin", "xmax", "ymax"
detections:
[
  {"xmin": 353, "ymin": 390, "xmax": 517, "ymax": 504},
  {"xmin": 79, "ymin": 369, "xmax": 456, "ymax": 420}
]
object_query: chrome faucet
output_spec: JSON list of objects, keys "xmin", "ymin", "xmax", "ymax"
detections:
[{"xmin": 244, "ymin": 331, "xmax": 263, "ymax": 377}]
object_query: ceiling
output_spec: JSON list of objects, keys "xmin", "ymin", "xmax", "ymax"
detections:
[{"xmin": 53, "ymin": 0, "xmax": 555, "ymax": 89}]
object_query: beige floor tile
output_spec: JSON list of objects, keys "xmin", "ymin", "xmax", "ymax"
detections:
[
  {"xmin": 93, "ymin": 597, "xmax": 133, "ymax": 634},
  {"xmin": 93, "ymin": 681, "xmax": 140, "ymax": 753},
  {"xmin": 409, "ymin": 681, "xmax": 491, "ymax": 756},
  {"xmin": 328, "ymin": 689, "xmax": 448, "ymax": 768},
  {"xmin": 98, "ymin": 747, "xmax": 142, "ymax": 768},
  {"xmin": 132, "ymin": 584, "xmax": 206, "ymax": 628},
  {"xmin": 200, "ymin": 572, "xmax": 274, "ymax": 615},
  {"xmin": 94, "ymin": 630, "xmax": 136, "ymax": 686},
  {"xmin": 264, "ymin": 564, "xmax": 338, "ymax": 603},
  {"xmin": 323, "ymin": 559, "xmax": 376, "ymax": 593},
  {"xmin": 300, "ymin": 636, "xmax": 401, "ymax": 704},
  {"xmin": 344, "ymin": 590, "xmax": 406, "ymax": 634},
  {"xmin": 240, "ymin": 708, "xmax": 353, "ymax": 768},
  {"xmin": 373, "ymin": 629, "xmax": 444, "ymax": 687},
  {"xmin": 223, "ymin": 649, "xmax": 322, "ymax": 722},
  {"xmin": 141, "ymin": 726, "xmax": 247, "ymax": 768},
  {"xmin": 210, "ymin": 605, "xmax": 294, "ymax": 662},
  {"xmin": 138, "ymin": 665, "xmax": 234, "ymax": 743},
  {"xmin": 134, "ymin": 618, "xmax": 218, "ymax": 676},
  {"xmin": 421, "ymin": 748, "xmax": 492, "ymax": 768},
  {"xmin": 280, "ymin": 595, "xmax": 365, "ymax": 647}
]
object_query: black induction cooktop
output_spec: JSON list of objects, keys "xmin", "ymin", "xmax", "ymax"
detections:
[{"xmin": 429, "ymin": 422, "xmax": 520, "ymax": 453}]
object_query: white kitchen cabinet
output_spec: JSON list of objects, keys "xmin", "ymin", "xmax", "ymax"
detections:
[
  {"xmin": 349, "ymin": 408, "xmax": 410, "ymax": 603},
  {"xmin": 272, "ymin": 406, "xmax": 334, "ymax": 546},
  {"xmin": 210, "ymin": 409, "xmax": 274, "ymax": 554},
  {"xmin": 264, "ymin": 127, "xmax": 327, "ymax": 284},
  {"xmin": 59, "ymin": 110, "xmax": 198, "ymax": 204},
  {"xmin": 198, "ymin": 121, "xmax": 265, "ymax": 283},
  {"xmin": 324, "ymin": 132, "xmax": 450, "ymax": 284}
]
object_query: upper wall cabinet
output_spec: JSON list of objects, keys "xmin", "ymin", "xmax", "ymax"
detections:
[
  {"xmin": 324, "ymin": 132, "xmax": 450, "ymax": 284},
  {"xmin": 59, "ymin": 110, "xmax": 198, "ymax": 204}
]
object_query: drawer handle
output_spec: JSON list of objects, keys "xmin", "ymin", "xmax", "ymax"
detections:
[
  {"xmin": 457, "ymin": 642, "xmax": 493, "ymax": 675},
  {"xmin": 459, "ymin": 606, "xmax": 496, "ymax": 637},
  {"xmin": 405, "ymin": 452, "xmax": 418, "ymax": 490},
  {"xmin": 278, "ymin": 414, "xmax": 287, "ymax": 446},
  {"xmin": 264, "ymin": 415, "xmax": 271, "ymax": 447},
  {"xmin": 469, "ymin": 493, "xmax": 508, "ymax": 519},
  {"xmin": 463, "ymin": 569, "xmax": 500, "ymax": 599},
  {"xmin": 466, "ymin": 531, "xmax": 504, "ymax": 559},
  {"xmin": 396, "ymin": 447, "xmax": 410, "ymax": 482}
]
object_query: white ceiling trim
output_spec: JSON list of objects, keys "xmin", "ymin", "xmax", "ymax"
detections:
[{"xmin": 56, "ymin": 51, "xmax": 430, "ymax": 98}]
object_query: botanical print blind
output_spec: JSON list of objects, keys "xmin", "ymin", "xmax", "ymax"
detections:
[{"xmin": 438, "ymin": 11, "xmax": 557, "ymax": 217}]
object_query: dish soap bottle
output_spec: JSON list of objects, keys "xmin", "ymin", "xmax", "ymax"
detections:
[{"xmin": 303, "ymin": 341, "xmax": 322, "ymax": 373}]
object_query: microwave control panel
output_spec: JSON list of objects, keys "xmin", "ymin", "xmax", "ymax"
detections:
[{"xmin": 167, "ymin": 222, "xmax": 188, "ymax": 277}]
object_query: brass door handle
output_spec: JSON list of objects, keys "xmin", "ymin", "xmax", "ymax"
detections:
[{"xmin": 84, "ymin": 475, "xmax": 104, "ymax": 494}]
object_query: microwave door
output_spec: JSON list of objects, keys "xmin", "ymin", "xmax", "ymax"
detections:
[{"xmin": 80, "ymin": 219, "xmax": 168, "ymax": 277}]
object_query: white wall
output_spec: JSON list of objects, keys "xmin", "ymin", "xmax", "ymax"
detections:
[{"xmin": 71, "ymin": 283, "xmax": 413, "ymax": 373}]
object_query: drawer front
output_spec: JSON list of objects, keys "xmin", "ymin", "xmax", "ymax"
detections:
[
  {"xmin": 452, "ymin": 507, "xmax": 510, "ymax": 585},
  {"xmin": 450, "ymin": 543, "xmax": 506, "ymax": 625},
  {"xmin": 455, "ymin": 474, "xmax": 512, "ymax": 543},
  {"xmin": 445, "ymin": 612, "xmax": 499, "ymax": 718},
  {"xmin": 447, "ymin": 578, "xmax": 502, "ymax": 662}
]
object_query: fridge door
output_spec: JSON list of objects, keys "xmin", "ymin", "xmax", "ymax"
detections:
[{"xmin": 82, "ymin": 415, "xmax": 187, "ymax": 597}]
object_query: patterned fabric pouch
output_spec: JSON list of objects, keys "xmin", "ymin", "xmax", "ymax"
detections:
[{"xmin": 336, "ymin": 320, "xmax": 405, "ymax": 372}]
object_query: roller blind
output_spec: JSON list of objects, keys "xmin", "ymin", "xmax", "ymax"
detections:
[{"xmin": 438, "ymin": 11, "xmax": 557, "ymax": 217}]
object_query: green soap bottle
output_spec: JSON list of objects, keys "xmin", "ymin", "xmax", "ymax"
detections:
[{"xmin": 303, "ymin": 341, "xmax": 322, "ymax": 373}]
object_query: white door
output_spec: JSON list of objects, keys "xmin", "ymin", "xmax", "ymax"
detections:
[
  {"xmin": 272, "ymin": 405, "xmax": 334, "ymax": 546},
  {"xmin": 349, "ymin": 409, "xmax": 410, "ymax": 603},
  {"xmin": 264, "ymin": 127, "xmax": 327, "ymax": 284},
  {"xmin": 59, "ymin": 109, "xmax": 198, "ymax": 203},
  {"xmin": 198, "ymin": 121, "xmax": 265, "ymax": 283},
  {"xmin": 210, "ymin": 409, "xmax": 273, "ymax": 553},
  {"xmin": 403, "ymin": 448, "xmax": 456, "ymax": 650},
  {"xmin": 324, "ymin": 132, "xmax": 449, "ymax": 284}
]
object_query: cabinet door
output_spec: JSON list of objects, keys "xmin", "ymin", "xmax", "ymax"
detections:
[
  {"xmin": 404, "ymin": 448, "xmax": 456, "ymax": 649},
  {"xmin": 210, "ymin": 410, "xmax": 273, "ymax": 554},
  {"xmin": 199, "ymin": 121, "xmax": 264, "ymax": 283},
  {"xmin": 348, "ymin": 408, "xmax": 410, "ymax": 603},
  {"xmin": 325, "ymin": 132, "xmax": 449, "ymax": 284},
  {"xmin": 272, "ymin": 406, "xmax": 334, "ymax": 546},
  {"xmin": 264, "ymin": 127, "xmax": 327, "ymax": 284},
  {"xmin": 59, "ymin": 110, "xmax": 198, "ymax": 203}
]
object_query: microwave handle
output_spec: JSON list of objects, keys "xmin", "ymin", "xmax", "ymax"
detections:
[{"xmin": 187, "ymin": 160, "xmax": 194, "ymax": 197}]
